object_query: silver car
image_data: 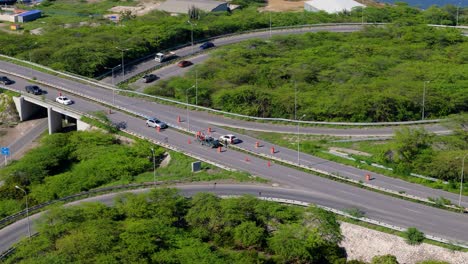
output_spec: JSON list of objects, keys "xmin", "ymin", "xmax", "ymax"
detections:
[{"xmin": 146, "ymin": 118, "xmax": 168, "ymax": 129}]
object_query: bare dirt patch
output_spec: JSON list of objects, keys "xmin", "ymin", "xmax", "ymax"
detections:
[
  {"xmin": 340, "ymin": 222, "xmax": 468, "ymax": 263},
  {"xmin": 329, "ymin": 147, "xmax": 372, "ymax": 157},
  {"xmin": 260, "ymin": 0, "xmax": 305, "ymax": 12},
  {"xmin": 108, "ymin": 0, "xmax": 162, "ymax": 17}
]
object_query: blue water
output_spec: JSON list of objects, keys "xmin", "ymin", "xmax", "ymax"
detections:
[{"xmin": 378, "ymin": 0, "xmax": 467, "ymax": 9}]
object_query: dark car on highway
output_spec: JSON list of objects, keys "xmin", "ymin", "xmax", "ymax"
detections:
[
  {"xmin": 0, "ymin": 76, "xmax": 14, "ymax": 85},
  {"xmin": 142, "ymin": 74, "xmax": 158, "ymax": 83},
  {"xmin": 25, "ymin": 85, "xmax": 43, "ymax": 95},
  {"xmin": 199, "ymin": 42, "xmax": 215, "ymax": 50},
  {"xmin": 177, "ymin": 60, "xmax": 193, "ymax": 68}
]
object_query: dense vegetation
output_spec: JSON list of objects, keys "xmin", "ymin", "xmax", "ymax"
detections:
[
  {"xmin": 3, "ymin": 189, "xmax": 345, "ymax": 263},
  {"xmin": 0, "ymin": 1, "xmax": 466, "ymax": 77},
  {"xmin": 0, "ymin": 130, "xmax": 252, "ymax": 218},
  {"xmin": 3, "ymin": 190, "xmax": 451, "ymax": 264},
  {"xmin": 147, "ymin": 24, "xmax": 467, "ymax": 122}
]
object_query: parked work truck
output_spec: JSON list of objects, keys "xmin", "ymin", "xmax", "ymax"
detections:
[{"xmin": 154, "ymin": 51, "xmax": 177, "ymax": 62}]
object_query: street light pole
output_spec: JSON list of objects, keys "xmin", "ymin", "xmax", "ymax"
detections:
[
  {"xmin": 187, "ymin": 20, "xmax": 196, "ymax": 54},
  {"xmin": 297, "ymin": 114, "xmax": 306, "ymax": 164},
  {"xmin": 105, "ymin": 64, "xmax": 121, "ymax": 106},
  {"xmin": 195, "ymin": 70, "xmax": 198, "ymax": 105},
  {"xmin": 361, "ymin": 7, "xmax": 364, "ymax": 25},
  {"xmin": 186, "ymin": 85, "xmax": 195, "ymax": 131},
  {"xmin": 456, "ymin": 2, "xmax": 461, "ymax": 27},
  {"xmin": 15, "ymin": 186, "xmax": 31, "ymax": 240},
  {"xmin": 116, "ymin": 47, "xmax": 130, "ymax": 82},
  {"xmin": 422, "ymin": 81, "xmax": 429, "ymax": 120},
  {"xmin": 112, "ymin": 64, "xmax": 121, "ymax": 106},
  {"xmin": 28, "ymin": 42, "xmax": 37, "ymax": 78},
  {"xmin": 269, "ymin": 12, "xmax": 272, "ymax": 38},
  {"xmin": 459, "ymin": 153, "xmax": 467, "ymax": 208},
  {"xmin": 150, "ymin": 148, "xmax": 156, "ymax": 186}
]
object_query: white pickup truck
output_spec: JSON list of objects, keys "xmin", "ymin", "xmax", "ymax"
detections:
[{"xmin": 154, "ymin": 51, "xmax": 177, "ymax": 62}]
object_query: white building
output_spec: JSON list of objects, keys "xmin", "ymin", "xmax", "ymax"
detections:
[
  {"xmin": 304, "ymin": 0, "xmax": 364, "ymax": 14},
  {"xmin": 156, "ymin": 0, "xmax": 229, "ymax": 14}
]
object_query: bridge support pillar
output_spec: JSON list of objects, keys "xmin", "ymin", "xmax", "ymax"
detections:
[
  {"xmin": 77, "ymin": 120, "xmax": 91, "ymax": 131},
  {"xmin": 12, "ymin": 96, "xmax": 42, "ymax": 121},
  {"xmin": 48, "ymin": 107, "xmax": 62, "ymax": 134}
]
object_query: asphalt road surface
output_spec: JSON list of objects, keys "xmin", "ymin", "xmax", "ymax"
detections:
[
  {"xmin": 0, "ymin": 24, "xmax": 466, "ymax": 248},
  {"xmin": 1, "ymin": 183, "xmax": 468, "ymax": 255},
  {"xmin": 0, "ymin": 72, "xmax": 467, "ymax": 249},
  {"xmin": 0, "ymin": 68, "xmax": 464, "ymax": 209}
]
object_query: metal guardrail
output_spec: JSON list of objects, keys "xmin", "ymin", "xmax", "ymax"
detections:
[
  {"xmin": 0, "ymin": 24, "xmax": 447, "ymax": 127},
  {"xmin": 1, "ymin": 70, "xmax": 465, "ymax": 213},
  {"xmin": 220, "ymin": 195, "xmax": 468, "ymax": 249},
  {"xmin": 2, "ymin": 191, "xmax": 466, "ymax": 261},
  {"xmin": 225, "ymin": 144, "xmax": 468, "ymax": 213},
  {"xmin": 0, "ymin": 182, "xmax": 164, "ymax": 229}
]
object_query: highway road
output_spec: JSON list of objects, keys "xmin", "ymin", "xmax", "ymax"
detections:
[
  {"xmin": 0, "ymin": 67, "xmax": 465, "ymax": 210},
  {"xmin": 0, "ymin": 24, "xmax": 467, "ymax": 247},
  {"xmin": 104, "ymin": 24, "xmax": 368, "ymax": 85},
  {"xmin": 1, "ymin": 69, "xmax": 468, "ymax": 248},
  {"xmin": 1, "ymin": 183, "xmax": 468, "ymax": 255}
]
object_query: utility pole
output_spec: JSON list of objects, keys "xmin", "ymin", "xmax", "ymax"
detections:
[
  {"xmin": 459, "ymin": 154, "xmax": 467, "ymax": 208},
  {"xmin": 297, "ymin": 114, "xmax": 306, "ymax": 164},
  {"xmin": 186, "ymin": 85, "xmax": 195, "ymax": 131},
  {"xmin": 150, "ymin": 148, "xmax": 156, "ymax": 186},
  {"xmin": 269, "ymin": 12, "xmax": 272, "ymax": 38},
  {"xmin": 422, "ymin": 81, "xmax": 429, "ymax": 120},
  {"xmin": 187, "ymin": 20, "xmax": 197, "ymax": 54},
  {"xmin": 116, "ymin": 47, "xmax": 130, "ymax": 82},
  {"xmin": 15, "ymin": 186, "xmax": 31, "ymax": 240}
]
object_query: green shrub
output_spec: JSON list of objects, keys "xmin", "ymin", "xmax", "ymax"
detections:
[{"xmin": 404, "ymin": 227, "xmax": 425, "ymax": 245}]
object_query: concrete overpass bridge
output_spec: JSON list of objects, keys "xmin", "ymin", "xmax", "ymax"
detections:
[{"xmin": 10, "ymin": 94, "xmax": 90, "ymax": 134}]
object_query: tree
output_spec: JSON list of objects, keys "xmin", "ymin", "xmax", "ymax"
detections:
[
  {"xmin": 233, "ymin": 221, "xmax": 264, "ymax": 249},
  {"xmin": 186, "ymin": 193, "xmax": 223, "ymax": 240},
  {"xmin": 404, "ymin": 227, "xmax": 425, "ymax": 245},
  {"xmin": 392, "ymin": 128, "xmax": 433, "ymax": 166},
  {"xmin": 372, "ymin": 254, "xmax": 399, "ymax": 264},
  {"xmin": 188, "ymin": 5, "xmax": 201, "ymax": 20},
  {"xmin": 416, "ymin": 260, "xmax": 450, "ymax": 264},
  {"xmin": 268, "ymin": 223, "xmax": 323, "ymax": 263},
  {"xmin": 118, "ymin": 219, "xmax": 178, "ymax": 262},
  {"xmin": 303, "ymin": 206, "xmax": 343, "ymax": 244}
]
